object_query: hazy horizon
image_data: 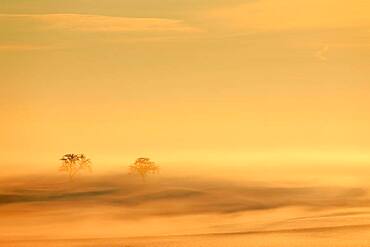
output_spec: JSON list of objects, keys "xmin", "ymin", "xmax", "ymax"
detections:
[
  {"xmin": 2, "ymin": 169, "xmax": 370, "ymax": 240},
  {"xmin": 1, "ymin": 0, "xmax": 370, "ymax": 246}
]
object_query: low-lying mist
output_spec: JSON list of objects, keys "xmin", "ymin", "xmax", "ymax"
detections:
[{"xmin": 1, "ymin": 170, "xmax": 370, "ymax": 239}]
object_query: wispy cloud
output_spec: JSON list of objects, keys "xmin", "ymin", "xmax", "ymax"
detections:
[
  {"xmin": 0, "ymin": 44, "xmax": 55, "ymax": 51},
  {"xmin": 0, "ymin": 13, "xmax": 200, "ymax": 33},
  {"xmin": 315, "ymin": 45, "xmax": 329, "ymax": 61}
]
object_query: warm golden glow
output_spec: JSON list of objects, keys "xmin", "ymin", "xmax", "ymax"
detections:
[{"xmin": 1, "ymin": 0, "xmax": 370, "ymax": 245}]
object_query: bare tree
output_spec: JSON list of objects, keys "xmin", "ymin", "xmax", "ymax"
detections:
[
  {"xmin": 59, "ymin": 153, "xmax": 92, "ymax": 181},
  {"xmin": 129, "ymin": 157, "xmax": 159, "ymax": 181}
]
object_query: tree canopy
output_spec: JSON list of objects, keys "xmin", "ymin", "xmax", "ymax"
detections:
[{"xmin": 59, "ymin": 153, "xmax": 92, "ymax": 180}]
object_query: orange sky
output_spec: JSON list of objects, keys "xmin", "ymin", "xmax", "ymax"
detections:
[
  {"xmin": 2, "ymin": 2, "xmax": 370, "ymax": 243},
  {"xmin": 1, "ymin": 0, "xmax": 370, "ymax": 174}
]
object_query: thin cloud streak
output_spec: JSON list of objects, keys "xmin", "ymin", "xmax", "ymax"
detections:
[
  {"xmin": 0, "ymin": 44, "xmax": 55, "ymax": 51},
  {"xmin": 0, "ymin": 13, "xmax": 201, "ymax": 33}
]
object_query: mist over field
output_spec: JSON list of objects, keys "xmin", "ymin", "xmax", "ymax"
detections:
[
  {"xmin": 2, "ymin": 0, "xmax": 370, "ymax": 246},
  {"xmin": 1, "ymin": 163, "xmax": 370, "ymax": 247}
]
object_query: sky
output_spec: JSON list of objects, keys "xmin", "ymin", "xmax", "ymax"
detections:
[{"xmin": 1, "ymin": 0, "xmax": 370, "ymax": 174}]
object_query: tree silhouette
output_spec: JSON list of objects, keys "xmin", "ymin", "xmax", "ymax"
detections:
[
  {"xmin": 59, "ymin": 153, "xmax": 92, "ymax": 181},
  {"xmin": 129, "ymin": 157, "xmax": 159, "ymax": 181}
]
